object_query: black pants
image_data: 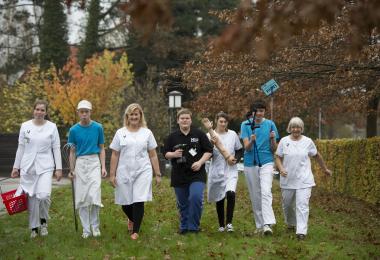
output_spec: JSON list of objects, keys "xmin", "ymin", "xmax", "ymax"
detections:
[
  {"xmin": 121, "ymin": 202, "xmax": 145, "ymax": 233},
  {"xmin": 216, "ymin": 191, "xmax": 235, "ymax": 227}
]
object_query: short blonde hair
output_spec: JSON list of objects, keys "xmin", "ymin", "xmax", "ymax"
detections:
[
  {"xmin": 124, "ymin": 103, "xmax": 147, "ymax": 128},
  {"xmin": 176, "ymin": 108, "xmax": 192, "ymax": 120},
  {"xmin": 287, "ymin": 117, "xmax": 304, "ymax": 133}
]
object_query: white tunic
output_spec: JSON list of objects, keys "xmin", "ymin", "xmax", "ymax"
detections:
[
  {"xmin": 110, "ymin": 127, "xmax": 157, "ymax": 205},
  {"xmin": 13, "ymin": 120, "xmax": 62, "ymax": 196},
  {"xmin": 276, "ymin": 135, "xmax": 317, "ymax": 189},
  {"xmin": 207, "ymin": 130, "xmax": 242, "ymax": 202}
]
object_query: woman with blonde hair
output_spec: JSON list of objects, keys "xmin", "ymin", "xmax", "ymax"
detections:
[
  {"xmin": 275, "ymin": 117, "xmax": 331, "ymax": 240},
  {"xmin": 109, "ymin": 103, "xmax": 161, "ymax": 240}
]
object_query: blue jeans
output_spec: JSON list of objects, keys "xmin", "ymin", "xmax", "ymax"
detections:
[{"xmin": 174, "ymin": 182, "xmax": 205, "ymax": 231}]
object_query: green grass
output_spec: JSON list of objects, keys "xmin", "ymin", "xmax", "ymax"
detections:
[{"xmin": 1, "ymin": 176, "xmax": 379, "ymax": 259}]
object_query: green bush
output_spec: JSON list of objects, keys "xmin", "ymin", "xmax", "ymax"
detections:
[{"xmin": 313, "ymin": 137, "xmax": 380, "ymax": 205}]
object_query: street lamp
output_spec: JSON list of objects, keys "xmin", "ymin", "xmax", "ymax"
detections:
[{"xmin": 168, "ymin": 90, "xmax": 183, "ymax": 133}]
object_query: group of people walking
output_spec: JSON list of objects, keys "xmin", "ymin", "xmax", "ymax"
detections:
[{"xmin": 10, "ymin": 98, "xmax": 331, "ymax": 241}]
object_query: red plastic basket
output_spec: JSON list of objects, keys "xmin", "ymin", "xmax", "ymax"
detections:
[{"xmin": 1, "ymin": 189, "xmax": 28, "ymax": 215}]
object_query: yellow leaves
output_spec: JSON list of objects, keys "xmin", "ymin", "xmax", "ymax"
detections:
[{"xmin": 44, "ymin": 50, "xmax": 134, "ymax": 142}]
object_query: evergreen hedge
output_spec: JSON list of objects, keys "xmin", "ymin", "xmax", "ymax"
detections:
[{"xmin": 313, "ymin": 137, "xmax": 380, "ymax": 205}]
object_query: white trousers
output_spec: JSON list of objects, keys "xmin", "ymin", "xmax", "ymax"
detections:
[
  {"xmin": 23, "ymin": 167, "xmax": 53, "ymax": 229},
  {"xmin": 244, "ymin": 163, "xmax": 276, "ymax": 228},
  {"xmin": 79, "ymin": 205, "xmax": 100, "ymax": 235},
  {"xmin": 281, "ymin": 188, "xmax": 312, "ymax": 235},
  {"xmin": 28, "ymin": 193, "xmax": 50, "ymax": 229}
]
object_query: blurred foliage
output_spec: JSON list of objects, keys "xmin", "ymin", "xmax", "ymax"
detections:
[
  {"xmin": 313, "ymin": 137, "xmax": 380, "ymax": 205},
  {"xmin": 44, "ymin": 50, "xmax": 134, "ymax": 143}
]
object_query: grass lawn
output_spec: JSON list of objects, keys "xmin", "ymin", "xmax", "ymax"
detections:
[{"xmin": 1, "ymin": 175, "xmax": 379, "ymax": 259}]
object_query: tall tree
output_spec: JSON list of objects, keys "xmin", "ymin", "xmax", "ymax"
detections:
[
  {"xmin": 0, "ymin": 0, "xmax": 42, "ymax": 81},
  {"xmin": 39, "ymin": 0, "xmax": 69, "ymax": 70},
  {"xmin": 181, "ymin": 9, "xmax": 380, "ymax": 138},
  {"xmin": 78, "ymin": 0, "xmax": 101, "ymax": 66}
]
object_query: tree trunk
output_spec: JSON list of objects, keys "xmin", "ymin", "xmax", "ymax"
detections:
[{"xmin": 366, "ymin": 96, "xmax": 379, "ymax": 138}]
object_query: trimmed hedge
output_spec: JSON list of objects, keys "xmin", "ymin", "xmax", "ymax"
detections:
[{"xmin": 312, "ymin": 137, "xmax": 380, "ymax": 205}]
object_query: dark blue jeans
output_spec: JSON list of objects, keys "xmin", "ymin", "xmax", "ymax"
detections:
[{"xmin": 174, "ymin": 182, "xmax": 205, "ymax": 232}]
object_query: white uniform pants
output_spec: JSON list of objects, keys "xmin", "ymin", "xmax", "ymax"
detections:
[
  {"xmin": 244, "ymin": 163, "xmax": 276, "ymax": 228},
  {"xmin": 24, "ymin": 169, "xmax": 53, "ymax": 229},
  {"xmin": 28, "ymin": 193, "xmax": 50, "ymax": 229},
  {"xmin": 79, "ymin": 205, "xmax": 100, "ymax": 235},
  {"xmin": 281, "ymin": 188, "xmax": 312, "ymax": 235}
]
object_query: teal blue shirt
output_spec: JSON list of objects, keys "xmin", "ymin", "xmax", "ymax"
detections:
[
  {"xmin": 240, "ymin": 118, "xmax": 279, "ymax": 167},
  {"xmin": 68, "ymin": 121, "xmax": 104, "ymax": 157}
]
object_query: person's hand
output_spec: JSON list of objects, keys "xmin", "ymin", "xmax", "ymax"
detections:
[
  {"xmin": 155, "ymin": 174, "xmax": 162, "ymax": 185},
  {"xmin": 191, "ymin": 161, "xmax": 202, "ymax": 172},
  {"xmin": 110, "ymin": 175, "xmax": 117, "ymax": 188},
  {"xmin": 280, "ymin": 170, "xmax": 287, "ymax": 177},
  {"xmin": 11, "ymin": 168, "xmax": 19, "ymax": 178},
  {"xmin": 210, "ymin": 136, "xmax": 218, "ymax": 145},
  {"xmin": 101, "ymin": 169, "xmax": 108, "ymax": 178},
  {"xmin": 270, "ymin": 131, "xmax": 276, "ymax": 140},
  {"xmin": 251, "ymin": 134, "xmax": 256, "ymax": 142},
  {"xmin": 68, "ymin": 171, "xmax": 75, "ymax": 179},
  {"xmin": 227, "ymin": 156, "xmax": 237, "ymax": 166},
  {"xmin": 173, "ymin": 149, "xmax": 183, "ymax": 158},
  {"xmin": 324, "ymin": 168, "xmax": 332, "ymax": 176},
  {"xmin": 201, "ymin": 118, "xmax": 213, "ymax": 130},
  {"xmin": 55, "ymin": 169, "xmax": 62, "ymax": 181}
]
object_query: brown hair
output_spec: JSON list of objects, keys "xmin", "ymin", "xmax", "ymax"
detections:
[
  {"xmin": 215, "ymin": 111, "xmax": 229, "ymax": 132},
  {"xmin": 176, "ymin": 108, "xmax": 192, "ymax": 119},
  {"xmin": 33, "ymin": 99, "xmax": 50, "ymax": 120}
]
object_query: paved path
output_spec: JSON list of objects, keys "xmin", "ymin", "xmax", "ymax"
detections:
[{"xmin": 0, "ymin": 177, "xmax": 71, "ymax": 215}]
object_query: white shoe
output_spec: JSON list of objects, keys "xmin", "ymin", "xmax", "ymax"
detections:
[
  {"xmin": 40, "ymin": 223, "xmax": 48, "ymax": 236},
  {"xmin": 92, "ymin": 227, "xmax": 101, "ymax": 237},
  {"xmin": 226, "ymin": 223, "xmax": 234, "ymax": 232},
  {"xmin": 82, "ymin": 232, "xmax": 91, "ymax": 239},
  {"xmin": 263, "ymin": 225, "xmax": 273, "ymax": 235},
  {"xmin": 218, "ymin": 227, "xmax": 225, "ymax": 232},
  {"xmin": 254, "ymin": 228, "xmax": 263, "ymax": 235},
  {"xmin": 30, "ymin": 230, "xmax": 38, "ymax": 238}
]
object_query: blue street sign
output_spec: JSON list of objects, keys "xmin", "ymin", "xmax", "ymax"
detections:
[{"xmin": 261, "ymin": 79, "xmax": 279, "ymax": 96}]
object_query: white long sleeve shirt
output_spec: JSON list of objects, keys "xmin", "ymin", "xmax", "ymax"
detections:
[{"xmin": 13, "ymin": 120, "xmax": 62, "ymax": 175}]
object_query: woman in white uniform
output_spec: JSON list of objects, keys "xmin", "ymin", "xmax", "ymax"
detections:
[
  {"xmin": 109, "ymin": 103, "xmax": 162, "ymax": 240},
  {"xmin": 11, "ymin": 100, "xmax": 62, "ymax": 238},
  {"xmin": 207, "ymin": 112, "xmax": 243, "ymax": 232},
  {"xmin": 275, "ymin": 117, "xmax": 331, "ymax": 240}
]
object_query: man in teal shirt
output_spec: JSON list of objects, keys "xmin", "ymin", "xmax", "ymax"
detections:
[
  {"xmin": 68, "ymin": 100, "xmax": 107, "ymax": 239},
  {"xmin": 240, "ymin": 99, "xmax": 279, "ymax": 235}
]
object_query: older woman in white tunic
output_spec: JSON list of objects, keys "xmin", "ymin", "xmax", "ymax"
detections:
[
  {"xmin": 206, "ymin": 112, "xmax": 243, "ymax": 232},
  {"xmin": 275, "ymin": 117, "xmax": 331, "ymax": 240},
  {"xmin": 110, "ymin": 103, "xmax": 161, "ymax": 240},
  {"xmin": 11, "ymin": 100, "xmax": 62, "ymax": 238}
]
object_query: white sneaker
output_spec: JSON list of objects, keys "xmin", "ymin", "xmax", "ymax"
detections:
[
  {"xmin": 82, "ymin": 232, "xmax": 91, "ymax": 239},
  {"xmin": 226, "ymin": 223, "xmax": 234, "ymax": 232},
  {"xmin": 218, "ymin": 227, "xmax": 225, "ymax": 232},
  {"xmin": 263, "ymin": 225, "xmax": 273, "ymax": 235},
  {"xmin": 254, "ymin": 228, "xmax": 263, "ymax": 235},
  {"xmin": 92, "ymin": 227, "xmax": 101, "ymax": 237},
  {"xmin": 40, "ymin": 223, "xmax": 48, "ymax": 236},
  {"xmin": 30, "ymin": 230, "xmax": 38, "ymax": 239}
]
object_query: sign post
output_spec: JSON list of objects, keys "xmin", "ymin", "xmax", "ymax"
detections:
[{"xmin": 261, "ymin": 79, "xmax": 280, "ymax": 120}]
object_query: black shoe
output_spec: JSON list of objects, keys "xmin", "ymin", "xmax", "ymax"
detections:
[
  {"xmin": 297, "ymin": 234, "xmax": 306, "ymax": 240},
  {"xmin": 178, "ymin": 229, "xmax": 188, "ymax": 235},
  {"xmin": 187, "ymin": 229, "xmax": 199, "ymax": 234}
]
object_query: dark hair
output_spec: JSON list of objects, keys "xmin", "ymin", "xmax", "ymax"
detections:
[
  {"xmin": 215, "ymin": 111, "xmax": 229, "ymax": 132},
  {"xmin": 250, "ymin": 99, "xmax": 266, "ymax": 113},
  {"xmin": 33, "ymin": 99, "xmax": 50, "ymax": 120}
]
